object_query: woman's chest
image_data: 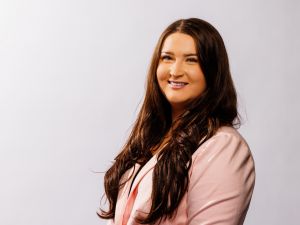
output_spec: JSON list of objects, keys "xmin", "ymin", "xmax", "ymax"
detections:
[{"xmin": 114, "ymin": 164, "xmax": 188, "ymax": 225}]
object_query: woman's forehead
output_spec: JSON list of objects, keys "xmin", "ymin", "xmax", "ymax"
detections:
[{"xmin": 161, "ymin": 33, "xmax": 197, "ymax": 55}]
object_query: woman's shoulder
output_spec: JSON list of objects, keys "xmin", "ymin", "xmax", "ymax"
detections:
[
  {"xmin": 192, "ymin": 126, "xmax": 253, "ymax": 163},
  {"xmin": 214, "ymin": 126, "xmax": 245, "ymax": 140},
  {"xmin": 189, "ymin": 125, "xmax": 255, "ymax": 188},
  {"xmin": 203, "ymin": 126, "xmax": 248, "ymax": 149}
]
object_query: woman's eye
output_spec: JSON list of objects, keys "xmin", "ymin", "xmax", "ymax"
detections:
[
  {"xmin": 187, "ymin": 58, "xmax": 198, "ymax": 63},
  {"xmin": 161, "ymin": 55, "xmax": 172, "ymax": 61}
]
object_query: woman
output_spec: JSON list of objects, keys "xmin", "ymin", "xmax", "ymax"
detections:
[{"xmin": 98, "ymin": 18, "xmax": 255, "ymax": 225}]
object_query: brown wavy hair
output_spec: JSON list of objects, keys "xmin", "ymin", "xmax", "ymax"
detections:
[{"xmin": 98, "ymin": 18, "xmax": 240, "ymax": 224}]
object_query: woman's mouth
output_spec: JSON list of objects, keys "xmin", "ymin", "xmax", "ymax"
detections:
[{"xmin": 168, "ymin": 81, "xmax": 188, "ymax": 89}]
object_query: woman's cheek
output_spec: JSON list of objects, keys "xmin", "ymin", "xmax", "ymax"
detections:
[{"xmin": 157, "ymin": 64, "xmax": 168, "ymax": 80}]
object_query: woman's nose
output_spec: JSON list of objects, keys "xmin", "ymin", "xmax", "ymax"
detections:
[{"xmin": 169, "ymin": 61, "xmax": 184, "ymax": 77}]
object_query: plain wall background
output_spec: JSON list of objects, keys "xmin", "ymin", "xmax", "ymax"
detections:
[{"xmin": 0, "ymin": 0, "xmax": 299, "ymax": 224}]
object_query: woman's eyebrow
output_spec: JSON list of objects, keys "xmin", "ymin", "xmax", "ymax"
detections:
[{"xmin": 161, "ymin": 51, "xmax": 197, "ymax": 57}]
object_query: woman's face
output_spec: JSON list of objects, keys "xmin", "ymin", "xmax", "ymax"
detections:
[{"xmin": 156, "ymin": 32, "xmax": 206, "ymax": 114}]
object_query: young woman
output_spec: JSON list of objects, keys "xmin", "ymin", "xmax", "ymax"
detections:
[{"xmin": 98, "ymin": 18, "xmax": 255, "ymax": 225}]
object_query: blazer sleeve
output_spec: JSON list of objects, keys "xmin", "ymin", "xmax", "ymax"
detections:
[{"xmin": 187, "ymin": 131, "xmax": 255, "ymax": 225}]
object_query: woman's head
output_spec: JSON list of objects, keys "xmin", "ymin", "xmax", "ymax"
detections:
[
  {"xmin": 156, "ymin": 32, "xmax": 206, "ymax": 119},
  {"xmin": 146, "ymin": 18, "xmax": 238, "ymax": 125}
]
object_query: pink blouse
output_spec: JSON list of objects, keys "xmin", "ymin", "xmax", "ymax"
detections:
[{"xmin": 103, "ymin": 126, "xmax": 255, "ymax": 225}]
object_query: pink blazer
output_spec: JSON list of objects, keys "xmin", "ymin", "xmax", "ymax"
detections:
[{"xmin": 104, "ymin": 126, "xmax": 255, "ymax": 225}]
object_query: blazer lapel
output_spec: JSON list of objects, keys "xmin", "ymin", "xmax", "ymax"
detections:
[
  {"xmin": 121, "ymin": 154, "xmax": 158, "ymax": 225},
  {"xmin": 114, "ymin": 166, "xmax": 137, "ymax": 225},
  {"xmin": 128, "ymin": 154, "xmax": 158, "ymax": 200}
]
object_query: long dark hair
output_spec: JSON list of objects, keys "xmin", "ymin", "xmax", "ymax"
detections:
[{"xmin": 98, "ymin": 18, "xmax": 240, "ymax": 224}]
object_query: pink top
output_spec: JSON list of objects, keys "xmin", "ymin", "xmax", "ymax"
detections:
[{"xmin": 104, "ymin": 126, "xmax": 255, "ymax": 225}]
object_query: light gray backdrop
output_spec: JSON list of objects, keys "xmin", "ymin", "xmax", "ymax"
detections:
[{"xmin": 0, "ymin": 0, "xmax": 299, "ymax": 224}]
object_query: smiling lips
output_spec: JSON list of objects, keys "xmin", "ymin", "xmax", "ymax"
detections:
[{"xmin": 168, "ymin": 80, "xmax": 188, "ymax": 89}]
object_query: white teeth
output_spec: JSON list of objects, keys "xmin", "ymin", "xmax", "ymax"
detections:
[{"xmin": 169, "ymin": 81, "xmax": 186, "ymax": 87}]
